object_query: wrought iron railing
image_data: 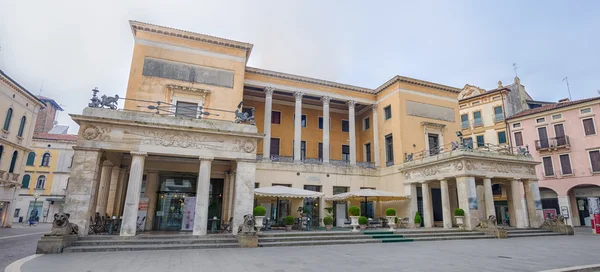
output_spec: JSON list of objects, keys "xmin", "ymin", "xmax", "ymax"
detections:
[
  {"xmin": 404, "ymin": 141, "xmax": 531, "ymax": 163},
  {"xmin": 386, "ymin": 160, "xmax": 394, "ymax": 167},
  {"xmin": 493, "ymin": 114, "xmax": 504, "ymax": 122},
  {"xmin": 535, "ymin": 136, "xmax": 570, "ymax": 150},
  {"xmin": 269, "ymin": 155, "xmax": 294, "ymax": 162},
  {"xmin": 461, "ymin": 121, "xmax": 470, "ymax": 129},
  {"xmin": 302, "ymin": 157, "xmax": 323, "ymax": 165},
  {"xmin": 330, "ymin": 160, "xmax": 350, "ymax": 166},
  {"xmin": 357, "ymin": 161, "xmax": 376, "ymax": 168},
  {"xmin": 472, "ymin": 119, "xmax": 483, "ymax": 127}
]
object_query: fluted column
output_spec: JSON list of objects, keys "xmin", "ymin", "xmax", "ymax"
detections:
[
  {"xmin": 105, "ymin": 166, "xmax": 121, "ymax": 217},
  {"xmin": 262, "ymin": 87, "xmax": 274, "ymax": 160},
  {"xmin": 293, "ymin": 92, "xmax": 303, "ymax": 162},
  {"xmin": 95, "ymin": 160, "xmax": 113, "ymax": 216},
  {"xmin": 440, "ymin": 179, "xmax": 452, "ymax": 229},
  {"xmin": 321, "ymin": 96, "xmax": 331, "ymax": 164},
  {"xmin": 371, "ymin": 104, "xmax": 380, "ymax": 167},
  {"xmin": 422, "ymin": 182, "xmax": 433, "ymax": 228},
  {"xmin": 120, "ymin": 151, "xmax": 147, "ymax": 236},
  {"xmin": 194, "ymin": 157, "xmax": 213, "ymax": 236},
  {"xmin": 144, "ymin": 171, "xmax": 159, "ymax": 231},
  {"xmin": 483, "ymin": 177, "xmax": 496, "ymax": 220},
  {"xmin": 348, "ymin": 100, "xmax": 357, "ymax": 165},
  {"xmin": 510, "ymin": 178, "xmax": 527, "ymax": 228}
]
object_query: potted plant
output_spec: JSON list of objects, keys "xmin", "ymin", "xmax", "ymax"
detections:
[
  {"xmin": 253, "ymin": 206, "xmax": 266, "ymax": 231},
  {"xmin": 323, "ymin": 216, "xmax": 334, "ymax": 231},
  {"xmin": 283, "ymin": 215, "xmax": 295, "ymax": 232},
  {"xmin": 385, "ymin": 208, "xmax": 397, "ymax": 231},
  {"xmin": 413, "ymin": 211, "xmax": 422, "ymax": 228},
  {"xmin": 348, "ymin": 206, "xmax": 360, "ymax": 232},
  {"xmin": 454, "ymin": 208, "xmax": 465, "ymax": 230},
  {"xmin": 358, "ymin": 216, "xmax": 368, "ymax": 230}
]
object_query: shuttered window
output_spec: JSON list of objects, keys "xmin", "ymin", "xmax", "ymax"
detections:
[
  {"xmin": 542, "ymin": 157, "xmax": 554, "ymax": 176},
  {"xmin": 271, "ymin": 111, "xmax": 281, "ymax": 124},
  {"xmin": 589, "ymin": 150, "xmax": 600, "ymax": 173},
  {"xmin": 583, "ymin": 118, "xmax": 596, "ymax": 136},
  {"xmin": 514, "ymin": 132, "xmax": 524, "ymax": 146},
  {"xmin": 559, "ymin": 154, "xmax": 572, "ymax": 175}
]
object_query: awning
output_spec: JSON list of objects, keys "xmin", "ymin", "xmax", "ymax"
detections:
[
  {"xmin": 324, "ymin": 189, "xmax": 409, "ymax": 202},
  {"xmin": 254, "ymin": 186, "xmax": 324, "ymax": 199}
]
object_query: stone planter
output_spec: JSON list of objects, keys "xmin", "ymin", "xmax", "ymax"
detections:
[
  {"xmin": 413, "ymin": 222, "xmax": 421, "ymax": 228},
  {"xmin": 285, "ymin": 225, "xmax": 293, "ymax": 232},
  {"xmin": 455, "ymin": 216, "xmax": 464, "ymax": 230},
  {"xmin": 386, "ymin": 216, "xmax": 396, "ymax": 231},
  {"xmin": 359, "ymin": 225, "xmax": 367, "ymax": 231},
  {"xmin": 254, "ymin": 216, "xmax": 265, "ymax": 231},
  {"xmin": 325, "ymin": 225, "xmax": 333, "ymax": 231},
  {"xmin": 350, "ymin": 216, "xmax": 360, "ymax": 232}
]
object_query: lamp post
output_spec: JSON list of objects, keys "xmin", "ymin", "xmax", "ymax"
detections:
[{"xmin": 31, "ymin": 192, "xmax": 40, "ymax": 225}]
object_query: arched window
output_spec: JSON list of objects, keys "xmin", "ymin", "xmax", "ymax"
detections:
[
  {"xmin": 3, "ymin": 108, "xmax": 13, "ymax": 131},
  {"xmin": 36, "ymin": 175, "xmax": 46, "ymax": 189},
  {"xmin": 26, "ymin": 152, "xmax": 36, "ymax": 166},
  {"xmin": 41, "ymin": 152, "xmax": 50, "ymax": 167},
  {"xmin": 22, "ymin": 174, "xmax": 31, "ymax": 188},
  {"xmin": 17, "ymin": 116, "xmax": 26, "ymax": 137},
  {"xmin": 9, "ymin": 151, "xmax": 18, "ymax": 173}
]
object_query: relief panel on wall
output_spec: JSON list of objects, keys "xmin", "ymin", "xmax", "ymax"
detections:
[
  {"xmin": 406, "ymin": 100, "xmax": 455, "ymax": 122},
  {"xmin": 142, "ymin": 57, "xmax": 234, "ymax": 88}
]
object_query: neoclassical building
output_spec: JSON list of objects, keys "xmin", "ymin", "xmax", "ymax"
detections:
[{"xmin": 63, "ymin": 21, "xmax": 544, "ymax": 236}]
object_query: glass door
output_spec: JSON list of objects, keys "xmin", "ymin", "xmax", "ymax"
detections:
[{"xmin": 156, "ymin": 193, "xmax": 192, "ymax": 231}]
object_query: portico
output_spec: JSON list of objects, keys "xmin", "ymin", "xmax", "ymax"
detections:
[
  {"xmin": 63, "ymin": 107, "xmax": 262, "ymax": 236},
  {"xmin": 399, "ymin": 148, "xmax": 541, "ymax": 230}
]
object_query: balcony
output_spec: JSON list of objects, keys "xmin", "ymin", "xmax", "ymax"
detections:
[
  {"xmin": 256, "ymin": 155, "xmax": 376, "ymax": 168},
  {"xmin": 472, "ymin": 119, "xmax": 483, "ymax": 127},
  {"xmin": 493, "ymin": 114, "xmax": 504, "ymax": 123},
  {"xmin": 535, "ymin": 136, "xmax": 570, "ymax": 151},
  {"xmin": 461, "ymin": 121, "xmax": 470, "ymax": 129}
]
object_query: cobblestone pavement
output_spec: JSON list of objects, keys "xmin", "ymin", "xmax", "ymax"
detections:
[
  {"xmin": 19, "ymin": 231, "xmax": 600, "ymax": 272},
  {"xmin": 0, "ymin": 224, "xmax": 51, "ymax": 271}
]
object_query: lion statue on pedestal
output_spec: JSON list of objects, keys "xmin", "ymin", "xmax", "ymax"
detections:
[{"xmin": 50, "ymin": 213, "xmax": 79, "ymax": 235}]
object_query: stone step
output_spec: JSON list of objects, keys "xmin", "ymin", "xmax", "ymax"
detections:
[
  {"xmin": 401, "ymin": 232, "xmax": 487, "ymax": 238},
  {"xmin": 507, "ymin": 232, "xmax": 564, "ymax": 238},
  {"xmin": 370, "ymin": 234, "xmax": 405, "ymax": 239},
  {"xmin": 79, "ymin": 234, "xmax": 234, "ymax": 241},
  {"xmin": 64, "ymin": 243, "xmax": 240, "ymax": 253},
  {"xmin": 258, "ymin": 231, "xmax": 356, "ymax": 237},
  {"xmin": 379, "ymin": 238, "xmax": 414, "ymax": 243},
  {"xmin": 73, "ymin": 238, "xmax": 238, "ymax": 246},
  {"xmin": 258, "ymin": 235, "xmax": 373, "ymax": 243},
  {"xmin": 506, "ymin": 229, "xmax": 555, "ymax": 234},
  {"xmin": 411, "ymin": 235, "xmax": 494, "ymax": 242},
  {"xmin": 258, "ymin": 239, "xmax": 382, "ymax": 248},
  {"xmin": 363, "ymin": 231, "xmax": 394, "ymax": 235},
  {"xmin": 394, "ymin": 229, "xmax": 467, "ymax": 234}
]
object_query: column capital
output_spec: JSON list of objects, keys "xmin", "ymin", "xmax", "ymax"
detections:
[
  {"xmin": 102, "ymin": 160, "xmax": 114, "ymax": 167},
  {"xmin": 347, "ymin": 100, "xmax": 357, "ymax": 108},
  {"xmin": 264, "ymin": 87, "xmax": 275, "ymax": 97},
  {"xmin": 321, "ymin": 96, "xmax": 331, "ymax": 105},
  {"xmin": 130, "ymin": 151, "xmax": 148, "ymax": 157},
  {"xmin": 483, "ymin": 176, "xmax": 494, "ymax": 180},
  {"xmin": 199, "ymin": 156, "xmax": 214, "ymax": 162},
  {"xmin": 371, "ymin": 104, "xmax": 378, "ymax": 111},
  {"xmin": 294, "ymin": 92, "xmax": 304, "ymax": 101}
]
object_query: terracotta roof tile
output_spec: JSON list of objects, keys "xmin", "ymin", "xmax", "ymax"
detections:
[
  {"xmin": 506, "ymin": 97, "xmax": 600, "ymax": 120},
  {"xmin": 33, "ymin": 133, "xmax": 78, "ymax": 142}
]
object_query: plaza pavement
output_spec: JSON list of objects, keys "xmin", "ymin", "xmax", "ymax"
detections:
[
  {"xmin": 0, "ymin": 223, "xmax": 51, "ymax": 271},
  {"xmin": 12, "ymin": 228, "xmax": 600, "ymax": 272}
]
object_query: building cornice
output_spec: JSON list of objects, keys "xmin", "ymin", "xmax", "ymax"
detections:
[
  {"xmin": 245, "ymin": 67, "xmax": 374, "ymax": 94},
  {"xmin": 32, "ymin": 138, "xmax": 77, "ymax": 144},
  {"xmin": 129, "ymin": 20, "xmax": 253, "ymax": 62},
  {"xmin": 375, "ymin": 75, "xmax": 461, "ymax": 94},
  {"xmin": 507, "ymin": 99, "xmax": 600, "ymax": 123},
  {"xmin": 0, "ymin": 70, "xmax": 46, "ymax": 107}
]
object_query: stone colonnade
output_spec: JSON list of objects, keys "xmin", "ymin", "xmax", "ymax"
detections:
[
  {"xmin": 409, "ymin": 176, "xmax": 543, "ymax": 230},
  {"xmin": 261, "ymin": 87, "xmax": 380, "ymax": 166}
]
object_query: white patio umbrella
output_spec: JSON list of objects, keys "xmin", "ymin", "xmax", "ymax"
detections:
[
  {"xmin": 254, "ymin": 186, "xmax": 324, "ymax": 223},
  {"xmin": 324, "ymin": 189, "xmax": 409, "ymax": 217}
]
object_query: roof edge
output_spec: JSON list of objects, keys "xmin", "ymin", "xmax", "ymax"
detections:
[
  {"xmin": 375, "ymin": 75, "xmax": 461, "ymax": 94},
  {"xmin": 0, "ymin": 69, "xmax": 46, "ymax": 107}
]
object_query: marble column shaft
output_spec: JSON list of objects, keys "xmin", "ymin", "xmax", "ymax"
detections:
[
  {"xmin": 113, "ymin": 167, "xmax": 128, "ymax": 217},
  {"xmin": 348, "ymin": 100, "xmax": 356, "ymax": 165},
  {"xmin": 144, "ymin": 171, "xmax": 159, "ymax": 231},
  {"xmin": 524, "ymin": 180, "xmax": 543, "ymax": 228},
  {"xmin": 322, "ymin": 96, "xmax": 331, "ymax": 164},
  {"xmin": 371, "ymin": 104, "xmax": 380, "ymax": 167},
  {"xmin": 62, "ymin": 147, "xmax": 103, "ymax": 236},
  {"xmin": 194, "ymin": 158, "xmax": 212, "ymax": 236},
  {"xmin": 262, "ymin": 87, "xmax": 274, "ymax": 160},
  {"xmin": 95, "ymin": 160, "xmax": 114, "ymax": 216},
  {"xmin": 407, "ymin": 183, "xmax": 418, "ymax": 226},
  {"xmin": 510, "ymin": 179, "xmax": 527, "ymax": 228},
  {"xmin": 120, "ymin": 152, "xmax": 147, "ymax": 236},
  {"xmin": 456, "ymin": 176, "xmax": 479, "ymax": 230},
  {"xmin": 222, "ymin": 173, "xmax": 231, "ymax": 220},
  {"xmin": 483, "ymin": 178, "xmax": 496, "ymax": 219},
  {"xmin": 227, "ymin": 172, "xmax": 236, "ymax": 221},
  {"xmin": 440, "ymin": 179, "xmax": 452, "ymax": 229},
  {"xmin": 293, "ymin": 92, "xmax": 303, "ymax": 162},
  {"xmin": 232, "ymin": 161, "xmax": 256, "ymax": 235},
  {"xmin": 105, "ymin": 166, "xmax": 121, "ymax": 217},
  {"xmin": 422, "ymin": 182, "xmax": 433, "ymax": 228}
]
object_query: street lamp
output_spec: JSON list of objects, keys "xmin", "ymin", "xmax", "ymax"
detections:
[{"xmin": 29, "ymin": 192, "xmax": 40, "ymax": 225}]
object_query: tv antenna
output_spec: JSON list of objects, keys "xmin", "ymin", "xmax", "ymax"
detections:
[{"xmin": 562, "ymin": 77, "xmax": 572, "ymax": 101}]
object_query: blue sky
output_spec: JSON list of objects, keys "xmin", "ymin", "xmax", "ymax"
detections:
[{"xmin": 0, "ymin": 0, "xmax": 598, "ymax": 132}]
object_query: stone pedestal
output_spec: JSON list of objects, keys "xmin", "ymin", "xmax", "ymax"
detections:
[
  {"xmin": 237, "ymin": 234, "xmax": 258, "ymax": 248},
  {"xmin": 120, "ymin": 152, "xmax": 147, "ymax": 236},
  {"xmin": 36, "ymin": 234, "xmax": 78, "ymax": 254}
]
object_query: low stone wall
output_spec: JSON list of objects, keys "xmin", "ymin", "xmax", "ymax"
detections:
[{"xmin": 36, "ymin": 234, "xmax": 78, "ymax": 254}]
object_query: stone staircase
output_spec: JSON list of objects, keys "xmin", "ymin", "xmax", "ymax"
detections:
[
  {"xmin": 506, "ymin": 228, "xmax": 564, "ymax": 238},
  {"xmin": 64, "ymin": 234, "xmax": 239, "ymax": 253}
]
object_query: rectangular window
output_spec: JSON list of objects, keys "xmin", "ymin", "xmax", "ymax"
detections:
[
  {"xmin": 476, "ymin": 135, "xmax": 485, "ymax": 147},
  {"xmin": 342, "ymin": 120, "xmax": 349, "ymax": 132},
  {"xmin": 583, "ymin": 118, "xmax": 596, "ymax": 136},
  {"xmin": 536, "ymin": 117, "xmax": 546, "ymax": 123},
  {"xmin": 581, "ymin": 108, "xmax": 592, "ymax": 114},
  {"xmin": 384, "ymin": 106, "xmax": 392, "ymax": 120},
  {"xmin": 270, "ymin": 138, "xmax": 280, "ymax": 156},
  {"xmin": 589, "ymin": 150, "xmax": 600, "ymax": 173},
  {"xmin": 318, "ymin": 117, "xmax": 323, "ymax": 129},
  {"xmin": 497, "ymin": 131, "xmax": 507, "ymax": 144},
  {"xmin": 542, "ymin": 156, "xmax": 554, "ymax": 176},
  {"xmin": 14, "ymin": 208, "xmax": 20, "ymax": 218},
  {"xmin": 318, "ymin": 143, "xmax": 323, "ymax": 159},
  {"xmin": 271, "ymin": 111, "xmax": 281, "ymax": 124},
  {"xmin": 513, "ymin": 123, "xmax": 521, "ymax": 128},
  {"xmin": 333, "ymin": 186, "xmax": 349, "ymax": 195},
  {"xmin": 175, "ymin": 101, "xmax": 198, "ymax": 118},
  {"xmin": 342, "ymin": 145, "xmax": 350, "ymax": 161},
  {"xmin": 364, "ymin": 143, "xmax": 371, "ymax": 163},
  {"xmin": 473, "ymin": 111, "xmax": 482, "ymax": 126},
  {"xmin": 293, "ymin": 114, "xmax": 307, "ymax": 127},
  {"xmin": 493, "ymin": 106, "xmax": 503, "ymax": 122},
  {"xmin": 385, "ymin": 134, "xmax": 394, "ymax": 165},
  {"xmin": 363, "ymin": 117, "xmax": 370, "ymax": 130},
  {"xmin": 552, "ymin": 114, "xmax": 562, "ymax": 120},
  {"xmin": 461, "ymin": 114, "xmax": 469, "ymax": 129},
  {"xmin": 559, "ymin": 154, "xmax": 573, "ymax": 175}
]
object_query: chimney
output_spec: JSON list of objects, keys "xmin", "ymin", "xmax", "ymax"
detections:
[{"xmin": 558, "ymin": 98, "xmax": 570, "ymax": 103}]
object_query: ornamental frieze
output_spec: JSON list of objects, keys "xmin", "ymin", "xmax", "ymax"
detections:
[
  {"xmin": 402, "ymin": 158, "xmax": 537, "ymax": 182},
  {"xmin": 124, "ymin": 128, "xmax": 226, "ymax": 150},
  {"xmin": 80, "ymin": 124, "xmax": 111, "ymax": 141}
]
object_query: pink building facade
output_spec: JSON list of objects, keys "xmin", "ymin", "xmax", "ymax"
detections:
[{"xmin": 507, "ymin": 97, "xmax": 600, "ymax": 227}]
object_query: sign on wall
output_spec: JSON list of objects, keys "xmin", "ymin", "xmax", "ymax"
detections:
[{"xmin": 142, "ymin": 58, "xmax": 234, "ymax": 88}]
